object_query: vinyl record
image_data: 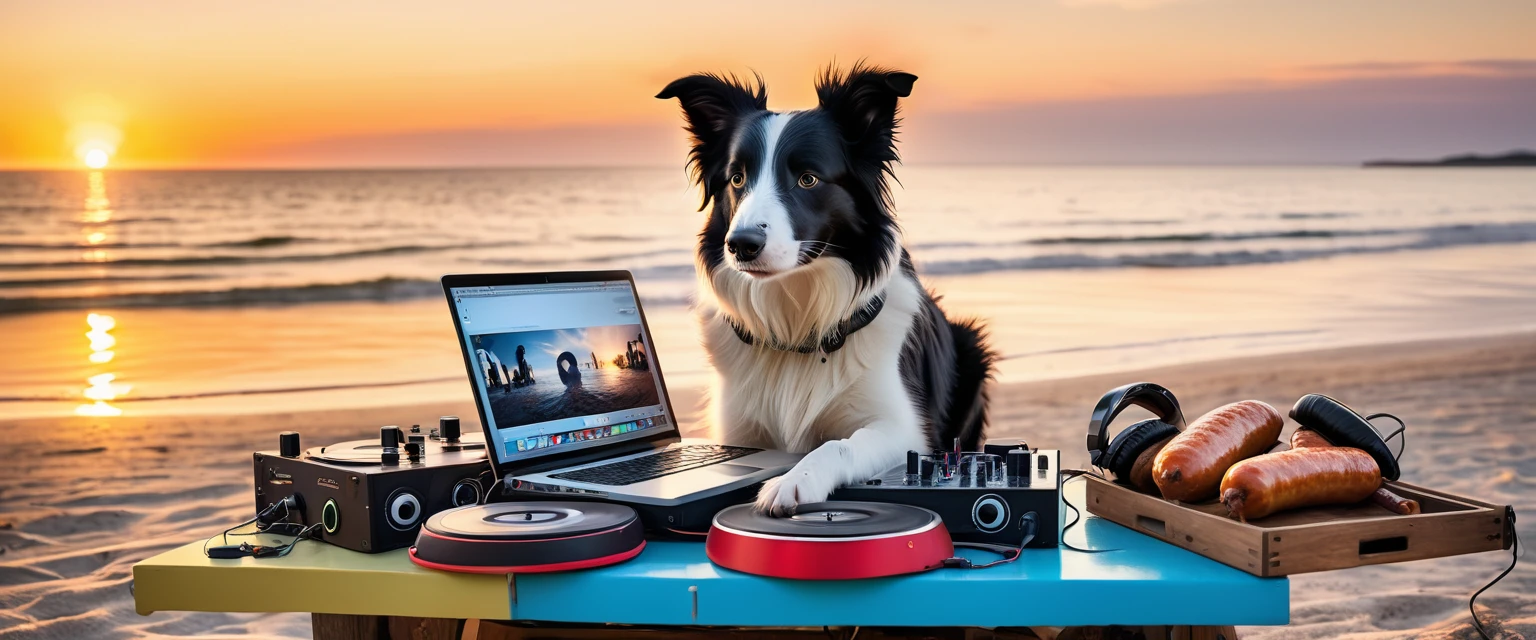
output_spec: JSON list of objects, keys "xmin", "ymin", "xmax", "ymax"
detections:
[
  {"xmin": 410, "ymin": 502, "xmax": 645, "ymax": 574},
  {"xmin": 306, "ymin": 433, "xmax": 486, "ymax": 466},
  {"xmin": 706, "ymin": 501, "xmax": 952, "ymax": 580}
]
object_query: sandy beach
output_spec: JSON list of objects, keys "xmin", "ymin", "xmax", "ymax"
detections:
[{"xmin": 1, "ymin": 331, "xmax": 1530, "ymax": 639}]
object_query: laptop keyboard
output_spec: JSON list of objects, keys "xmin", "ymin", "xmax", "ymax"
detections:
[{"xmin": 549, "ymin": 445, "xmax": 759, "ymax": 486}]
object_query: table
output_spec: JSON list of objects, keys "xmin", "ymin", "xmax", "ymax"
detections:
[{"xmin": 132, "ymin": 484, "xmax": 1288, "ymax": 638}]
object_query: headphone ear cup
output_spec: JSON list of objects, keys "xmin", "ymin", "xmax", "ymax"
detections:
[
  {"xmin": 1104, "ymin": 419, "xmax": 1179, "ymax": 486},
  {"xmin": 1290, "ymin": 394, "xmax": 1400, "ymax": 480}
]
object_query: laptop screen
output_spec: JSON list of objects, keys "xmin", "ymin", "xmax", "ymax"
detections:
[{"xmin": 446, "ymin": 278, "xmax": 675, "ymax": 467}]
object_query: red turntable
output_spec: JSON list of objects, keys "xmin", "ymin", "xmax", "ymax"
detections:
[{"xmin": 706, "ymin": 501, "xmax": 954, "ymax": 580}]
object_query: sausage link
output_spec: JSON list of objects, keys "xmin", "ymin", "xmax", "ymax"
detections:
[
  {"xmin": 1127, "ymin": 434, "xmax": 1175, "ymax": 494},
  {"xmin": 1220, "ymin": 448, "xmax": 1381, "ymax": 521},
  {"xmin": 1370, "ymin": 487, "xmax": 1422, "ymax": 515},
  {"xmin": 1153, "ymin": 400, "xmax": 1284, "ymax": 502},
  {"xmin": 1289, "ymin": 428, "xmax": 1334, "ymax": 449},
  {"xmin": 1291, "ymin": 428, "xmax": 1418, "ymax": 515}
]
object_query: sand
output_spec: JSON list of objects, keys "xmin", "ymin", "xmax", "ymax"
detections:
[{"xmin": 1, "ymin": 332, "xmax": 1532, "ymax": 639}]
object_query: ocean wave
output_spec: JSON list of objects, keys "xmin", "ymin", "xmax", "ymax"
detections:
[
  {"xmin": 912, "ymin": 223, "xmax": 1479, "ymax": 251},
  {"xmin": 0, "ymin": 204, "xmax": 72, "ymax": 214},
  {"xmin": 0, "ymin": 277, "xmax": 445, "ymax": 313},
  {"xmin": 0, "ymin": 274, "xmax": 213, "ymax": 289},
  {"xmin": 0, "ymin": 235, "xmax": 312, "ymax": 251},
  {"xmin": 0, "ymin": 239, "xmax": 529, "ymax": 270},
  {"xmin": 471, "ymin": 248, "xmax": 690, "ymax": 267},
  {"xmin": 0, "ymin": 277, "xmax": 696, "ymax": 314},
  {"xmin": 0, "ymin": 240, "xmax": 182, "ymax": 250},
  {"xmin": 573, "ymin": 234, "xmax": 660, "ymax": 243},
  {"xmin": 0, "ymin": 376, "xmax": 464, "ymax": 403},
  {"xmin": 201, "ymin": 235, "xmax": 313, "ymax": 248},
  {"xmin": 917, "ymin": 221, "xmax": 1536, "ymax": 275},
  {"xmin": 1277, "ymin": 211, "xmax": 1358, "ymax": 220}
]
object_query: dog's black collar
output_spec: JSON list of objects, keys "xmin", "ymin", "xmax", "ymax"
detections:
[{"xmin": 727, "ymin": 293, "xmax": 886, "ymax": 354}]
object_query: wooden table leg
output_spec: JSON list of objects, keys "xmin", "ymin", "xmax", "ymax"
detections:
[{"xmin": 311, "ymin": 613, "xmax": 466, "ymax": 640}]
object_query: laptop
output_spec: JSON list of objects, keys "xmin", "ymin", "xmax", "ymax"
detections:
[{"xmin": 441, "ymin": 270, "xmax": 801, "ymax": 507}]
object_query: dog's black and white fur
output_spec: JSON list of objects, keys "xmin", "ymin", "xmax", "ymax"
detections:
[{"xmin": 658, "ymin": 64, "xmax": 994, "ymax": 514}]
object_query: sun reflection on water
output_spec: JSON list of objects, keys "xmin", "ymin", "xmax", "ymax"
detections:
[
  {"xmin": 77, "ymin": 313, "xmax": 128, "ymax": 416},
  {"xmin": 81, "ymin": 171, "xmax": 113, "ymax": 262},
  {"xmin": 75, "ymin": 172, "xmax": 127, "ymax": 417}
]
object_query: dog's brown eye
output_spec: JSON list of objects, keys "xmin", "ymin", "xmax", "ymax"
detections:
[
  {"xmin": 798, "ymin": 173, "xmax": 818, "ymax": 188},
  {"xmin": 730, "ymin": 173, "xmax": 745, "ymax": 189}
]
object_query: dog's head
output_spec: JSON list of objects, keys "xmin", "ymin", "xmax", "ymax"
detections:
[{"xmin": 658, "ymin": 64, "xmax": 913, "ymax": 289}]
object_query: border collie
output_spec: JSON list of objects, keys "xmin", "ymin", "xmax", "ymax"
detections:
[{"xmin": 658, "ymin": 64, "xmax": 994, "ymax": 515}]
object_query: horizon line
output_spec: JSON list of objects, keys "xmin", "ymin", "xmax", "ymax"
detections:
[{"xmin": 0, "ymin": 160, "xmax": 1398, "ymax": 173}]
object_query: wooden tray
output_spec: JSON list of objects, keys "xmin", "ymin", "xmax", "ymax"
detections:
[{"xmin": 1084, "ymin": 475, "xmax": 1513, "ymax": 577}]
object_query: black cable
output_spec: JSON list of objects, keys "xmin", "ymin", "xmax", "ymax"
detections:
[
  {"xmin": 203, "ymin": 515, "xmax": 259, "ymax": 558},
  {"xmin": 1366, "ymin": 412, "xmax": 1407, "ymax": 462},
  {"xmin": 1059, "ymin": 470, "xmax": 1117, "ymax": 554},
  {"xmin": 204, "ymin": 501, "xmax": 318, "ymax": 559},
  {"xmin": 942, "ymin": 512, "xmax": 1039, "ymax": 569},
  {"xmin": 1469, "ymin": 509, "xmax": 1519, "ymax": 640}
]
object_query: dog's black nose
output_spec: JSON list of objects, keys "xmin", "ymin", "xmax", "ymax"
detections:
[{"xmin": 726, "ymin": 229, "xmax": 766, "ymax": 262}]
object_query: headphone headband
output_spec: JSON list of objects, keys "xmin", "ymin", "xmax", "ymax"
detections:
[{"xmin": 1087, "ymin": 382, "xmax": 1186, "ymax": 466}]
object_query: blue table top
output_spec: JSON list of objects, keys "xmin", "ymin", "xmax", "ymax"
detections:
[{"xmin": 511, "ymin": 487, "xmax": 1289, "ymax": 627}]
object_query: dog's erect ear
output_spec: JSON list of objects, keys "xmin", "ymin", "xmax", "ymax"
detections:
[
  {"xmin": 816, "ymin": 63, "xmax": 916, "ymax": 210},
  {"xmin": 657, "ymin": 73, "xmax": 767, "ymax": 211}
]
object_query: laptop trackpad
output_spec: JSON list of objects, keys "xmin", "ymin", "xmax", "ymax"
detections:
[{"xmin": 711, "ymin": 463, "xmax": 760, "ymax": 477}]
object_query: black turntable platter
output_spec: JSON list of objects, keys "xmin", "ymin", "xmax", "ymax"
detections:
[
  {"xmin": 424, "ymin": 502, "xmax": 637, "ymax": 540},
  {"xmin": 411, "ymin": 502, "xmax": 646, "ymax": 574}
]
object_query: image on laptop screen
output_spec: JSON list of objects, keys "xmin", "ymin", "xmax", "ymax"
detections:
[{"xmin": 447, "ymin": 279, "xmax": 674, "ymax": 466}]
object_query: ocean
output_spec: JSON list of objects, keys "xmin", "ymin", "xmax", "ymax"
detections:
[{"xmin": 1, "ymin": 166, "xmax": 1534, "ymax": 419}]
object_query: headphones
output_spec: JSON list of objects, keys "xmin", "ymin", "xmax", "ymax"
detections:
[
  {"xmin": 1289, "ymin": 394, "xmax": 1404, "ymax": 481},
  {"xmin": 1087, "ymin": 382, "xmax": 1186, "ymax": 482}
]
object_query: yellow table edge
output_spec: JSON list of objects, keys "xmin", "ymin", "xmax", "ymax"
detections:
[{"xmin": 132, "ymin": 536, "xmax": 511, "ymax": 620}]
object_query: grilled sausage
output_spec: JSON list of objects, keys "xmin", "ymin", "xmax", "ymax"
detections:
[
  {"xmin": 1290, "ymin": 427, "xmax": 1418, "ymax": 515},
  {"xmin": 1153, "ymin": 400, "xmax": 1284, "ymax": 502},
  {"xmin": 1370, "ymin": 487, "xmax": 1422, "ymax": 515},
  {"xmin": 1289, "ymin": 428, "xmax": 1334, "ymax": 449},
  {"xmin": 1220, "ymin": 448, "xmax": 1381, "ymax": 521},
  {"xmin": 1127, "ymin": 434, "xmax": 1175, "ymax": 494}
]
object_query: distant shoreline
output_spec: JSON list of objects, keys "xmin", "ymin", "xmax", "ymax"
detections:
[{"xmin": 1364, "ymin": 150, "xmax": 1536, "ymax": 168}]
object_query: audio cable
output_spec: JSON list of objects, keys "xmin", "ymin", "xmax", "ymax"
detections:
[
  {"xmin": 1469, "ymin": 507, "xmax": 1519, "ymax": 640},
  {"xmin": 203, "ymin": 497, "xmax": 319, "ymax": 560},
  {"xmin": 941, "ymin": 511, "xmax": 1038, "ymax": 570}
]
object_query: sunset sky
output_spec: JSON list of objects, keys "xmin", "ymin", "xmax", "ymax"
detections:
[{"xmin": 2, "ymin": 0, "xmax": 1534, "ymax": 169}]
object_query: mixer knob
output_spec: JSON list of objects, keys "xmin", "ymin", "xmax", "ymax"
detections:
[
  {"xmin": 1007, "ymin": 449, "xmax": 1030, "ymax": 487},
  {"xmin": 279, "ymin": 431, "xmax": 301, "ymax": 458},
  {"xmin": 440, "ymin": 416, "xmax": 462, "ymax": 442},
  {"xmin": 380, "ymin": 426, "xmax": 402, "ymax": 465}
]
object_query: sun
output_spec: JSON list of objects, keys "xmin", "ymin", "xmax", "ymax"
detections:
[{"xmin": 84, "ymin": 149, "xmax": 110, "ymax": 169}]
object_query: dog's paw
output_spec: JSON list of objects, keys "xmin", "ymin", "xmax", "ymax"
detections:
[{"xmin": 754, "ymin": 459, "xmax": 839, "ymax": 517}]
